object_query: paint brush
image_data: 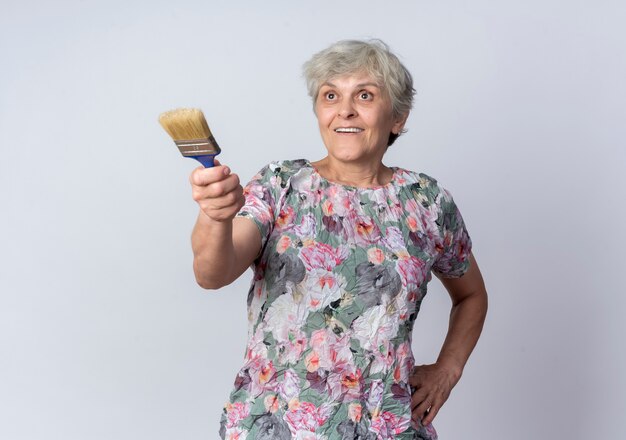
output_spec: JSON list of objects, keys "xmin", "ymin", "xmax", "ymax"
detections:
[{"xmin": 158, "ymin": 108, "xmax": 221, "ymax": 167}]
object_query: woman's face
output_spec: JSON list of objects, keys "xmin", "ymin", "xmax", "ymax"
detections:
[{"xmin": 315, "ymin": 72, "xmax": 407, "ymax": 165}]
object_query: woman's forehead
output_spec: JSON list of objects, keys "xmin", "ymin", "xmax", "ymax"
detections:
[{"xmin": 321, "ymin": 72, "xmax": 383, "ymax": 89}]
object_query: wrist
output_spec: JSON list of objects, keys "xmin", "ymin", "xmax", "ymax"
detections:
[
  {"xmin": 198, "ymin": 209, "xmax": 234, "ymax": 226},
  {"xmin": 435, "ymin": 355, "xmax": 464, "ymax": 382}
]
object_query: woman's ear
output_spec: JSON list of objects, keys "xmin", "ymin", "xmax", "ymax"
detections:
[{"xmin": 391, "ymin": 113, "xmax": 409, "ymax": 134}]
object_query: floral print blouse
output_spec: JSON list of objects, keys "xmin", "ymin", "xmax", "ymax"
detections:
[{"xmin": 219, "ymin": 159, "xmax": 472, "ymax": 440}]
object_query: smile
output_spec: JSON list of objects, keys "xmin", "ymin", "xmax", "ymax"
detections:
[{"xmin": 334, "ymin": 127, "xmax": 364, "ymax": 133}]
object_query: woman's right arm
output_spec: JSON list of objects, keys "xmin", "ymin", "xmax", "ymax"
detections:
[{"xmin": 189, "ymin": 162, "xmax": 262, "ymax": 290}]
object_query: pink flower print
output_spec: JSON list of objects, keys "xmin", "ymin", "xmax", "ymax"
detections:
[
  {"xmin": 243, "ymin": 178, "xmax": 263, "ymax": 198},
  {"xmin": 277, "ymin": 328, "xmax": 308, "ymax": 365},
  {"xmin": 268, "ymin": 174, "xmax": 282, "ymax": 188},
  {"xmin": 305, "ymin": 369, "xmax": 328, "ymax": 394},
  {"xmin": 370, "ymin": 411, "xmax": 411, "ymax": 439},
  {"xmin": 307, "ymin": 368, "xmax": 358, "ymax": 403},
  {"xmin": 308, "ymin": 328, "xmax": 354, "ymax": 372},
  {"xmin": 365, "ymin": 191, "xmax": 389, "ymax": 216},
  {"xmin": 348, "ymin": 402, "xmax": 363, "ymax": 422},
  {"xmin": 300, "ymin": 242, "xmax": 349, "ymax": 271},
  {"xmin": 247, "ymin": 358, "xmax": 276, "ymax": 396},
  {"xmin": 395, "ymin": 293, "xmax": 416, "ymax": 323},
  {"xmin": 352, "ymin": 304, "xmax": 400, "ymax": 353},
  {"xmin": 233, "ymin": 369, "xmax": 251, "ymax": 393},
  {"xmin": 324, "ymin": 185, "xmax": 353, "ymax": 216},
  {"xmin": 367, "ymin": 247, "xmax": 386, "ymax": 265},
  {"xmin": 321, "ymin": 199, "xmax": 334, "ymax": 216},
  {"xmin": 285, "ymin": 400, "xmax": 331, "ymax": 434},
  {"xmin": 278, "ymin": 369, "xmax": 301, "ymax": 402},
  {"xmin": 223, "ymin": 427, "xmax": 249, "ymax": 440},
  {"xmin": 354, "ymin": 215, "xmax": 381, "ymax": 246},
  {"xmin": 367, "ymin": 184, "xmax": 402, "ymax": 223},
  {"xmin": 395, "ymin": 169, "xmax": 409, "ymax": 185},
  {"xmin": 309, "ymin": 329, "xmax": 327, "ymax": 351},
  {"xmin": 405, "ymin": 214, "xmax": 419, "ymax": 233},
  {"xmin": 330, "ymin": 363, "xmax": 362, "ymax": 403},
  {"xmin": 380, "ymin": 226, "xmax": 408, "ymax": 256},
  {"xmin": 292, "ymin": 213, "xmax": 317, "ymax": 239},
  {"xmin": 366, "ymin": 380, "xmax": 385, "ymax": 417},
  {"xmin": 417, "ymin": 202, "xmax": 441, "ymax": 239},
  {"xmin": 393, "ymin": 342, "xmax": 414, "ymax": 383},
  {"xmin": 386, "ymin": 199, "xmax": 404, "ymax": 223},
  {"xmin": 404, "ymin": 198, "xmax": 440, "ymax": 248},
  {"xmin": 369, "ymin": 341, "xmax": 395, "ymax": 375},
  {"xmin": 396, "ymin": 256, "xmax": 427, "ymax": 289},
  {"xmin": 264, "ymin": 293, "xmax": 309, "ymax": 346},
  {"xmin": 264, "ymin": 394, "xmax": 280, "ymax": 413},
  {"xmin": 290, "ymin": 168, "xmax": 322, "ymax": 208},
  {"xmin": 258, "ymin": 362, "xmax": 275, "ymax": 385},
  {"xmin": 390, "ymin": 382, "xmax": 412, "ymax": 405},
  {"xmin": 276, "ymin": 206, "xmax": 296, "ymax": 229},
  {"xmin": 276, "ymin": 235, "xmax": 292, "ymax": 254},
  {"xmin": 436, "ymin": 217, "xmax": 471, "ymax": 275},
  {"xmin": 322, "ymin": 214, "xmax": 346, "ymax": 238},
  {"xmin": 300, "ymin": 269, "xmax": 343, "ymax": 311},
  {"xmin": 305, "ymin": 351, "xmax": 320, "ymax": 372},
  {"xmin": 245, "ymin": 327, "xmax": 268, "ymax": 361},
  {"xmin": 242, "ymin": 183, "xmax": 273, "ymax": 224},
  {"xmin": 324, "ymin": 371, "xmax": 345, "ymax": 401},
  {"xmin": 404, "ymin": 198, "xmax": 420, "ymax": 215},
  {"xmin": 340, "ymin": 368, "xmax": 363, "ymax": 400},
  {"xmin": 224, "ymin": 401, "xmax": 251, "ymax": 429}
]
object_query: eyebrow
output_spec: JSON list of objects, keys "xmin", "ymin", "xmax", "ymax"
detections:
[{"xmin": 321, "ymin": 81, "xmax": 381, "ymax": 89}]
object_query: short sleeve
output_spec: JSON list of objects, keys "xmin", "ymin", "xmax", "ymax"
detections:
[
  {"xmin": 432, "ymin": 186, "xmax": 473, "ymax": 278},
  {"xmin": 235, "ymin": 162, "xmax": 285, "ymax": 250}
]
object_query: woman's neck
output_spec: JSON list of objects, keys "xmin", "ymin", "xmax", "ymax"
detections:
[{"xmin": 311, "ymin": 156, "xmax": 393, "ymax": 188}]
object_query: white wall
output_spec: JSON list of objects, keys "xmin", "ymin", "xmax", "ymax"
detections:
[{"xmin": 1, "ymin": 1, "xmax": 624, "ymax": 438}]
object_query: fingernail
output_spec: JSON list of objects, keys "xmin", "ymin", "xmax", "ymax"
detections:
[{"xmin": 223, "ymin": 167, "xmax": 231, "ymax": 175}]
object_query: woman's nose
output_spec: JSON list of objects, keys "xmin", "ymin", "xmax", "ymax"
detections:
[{"xmin": 338, "ymin": 100, "xmax": 357, "ymax": 118}]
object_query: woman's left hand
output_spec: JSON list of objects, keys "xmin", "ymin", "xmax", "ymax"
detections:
[{"xmin": 409, "ymin": 362, "xmax": 462, "ymax": 426}]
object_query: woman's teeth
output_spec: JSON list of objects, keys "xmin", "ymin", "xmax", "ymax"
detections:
[{"xmin": 334, "ymin": 127, "xmax": 364, "ymax": 133}]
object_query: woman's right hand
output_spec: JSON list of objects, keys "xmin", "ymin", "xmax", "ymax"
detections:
[
  {"xmin": 189, "ymin": 160, "xmax": 260, "ymax": 289},
  {"xmin": 189, "ymin": 159, "xmax": 245, "ymax": 223}
]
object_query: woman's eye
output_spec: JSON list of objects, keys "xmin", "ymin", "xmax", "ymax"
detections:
[
  {"xmin": 326, "ymin": 92, "xmax": 336, "ymax": 100},
  {"xmin": 360, "ymin": 92, "xmax": 372, "ymax": 100}
]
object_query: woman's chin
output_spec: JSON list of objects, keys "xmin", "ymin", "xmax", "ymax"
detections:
[
  {"xmin": 326, "ymin": 146, "xmax": 381, "ymax": 165},
  {"xmin": 328, "ymin": 151, "xmax": 361, "ymax": 164}
]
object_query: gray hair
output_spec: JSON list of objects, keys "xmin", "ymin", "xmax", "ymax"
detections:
[{"xmin": 302, "ymin": 39, "xmax": 415, "ymax": 145}]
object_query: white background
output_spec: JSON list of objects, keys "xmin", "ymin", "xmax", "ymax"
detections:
[{"xmin": 1, "ymin": 1, "xmax": 624, "ymax": 438}]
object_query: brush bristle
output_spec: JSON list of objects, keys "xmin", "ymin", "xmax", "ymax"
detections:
[{"xmin": 158, "ymin": 108, "xmax": 212, "ymax": 141}]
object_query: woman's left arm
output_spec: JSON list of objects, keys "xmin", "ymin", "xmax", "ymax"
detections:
[{"xmin": 410, "ymin": 252, "xmax": 488, "ymax": 425}]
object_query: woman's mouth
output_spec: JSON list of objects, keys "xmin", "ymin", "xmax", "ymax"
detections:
[{"xmin": 334, "ymin": 127, "xmax": 364, "ymax": 133}]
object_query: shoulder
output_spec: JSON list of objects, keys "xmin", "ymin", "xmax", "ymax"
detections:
[
  {"xmin": 245, "ymin": 159, "xmax": 314, "ymax": 200},
  {"xmin": 394, "ymin": 167, "xmax": 452, "ymax": 204},
  {"xmin": 252, "ymin": 159, "xmax": 310, "ymax": 180},
  {"xmin": 267, "ymin": 159, "xmax": 311, "ymax": 177},
  {"xmin": 245, "ymin": 159, "xmax": 310, "ymax": 184}
]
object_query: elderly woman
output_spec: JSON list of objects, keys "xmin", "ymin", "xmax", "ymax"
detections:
[{"xmin": 190, "ymin": 39, "xmax": 488, "ymax": 439}]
